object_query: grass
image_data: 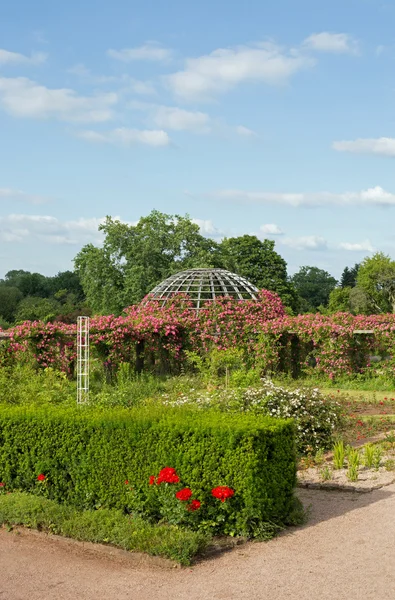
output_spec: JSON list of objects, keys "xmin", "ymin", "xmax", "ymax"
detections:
[{"xmin": 0, "ymin": 492, "xmax": 209, "ymax": 566}]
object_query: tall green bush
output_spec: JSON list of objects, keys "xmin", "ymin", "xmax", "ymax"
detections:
[{"xmin": 0, "ymin": 406, "xmax": 296, "ymax": 537}]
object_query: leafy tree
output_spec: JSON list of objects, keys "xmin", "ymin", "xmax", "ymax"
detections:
[
  {"xmin": 0, "ymin": 286, "xmax": 23, "ymax": 322},
  {"xmin": 340, "ymin": 264, "xmax": 359, "ymax": 288},
  {"xmin": 291, "ymin": 266, "xmax": 337, "ymax": 311},
  {"xmin": 3, "ymin": 270, "xmax": 50, "ymax": 297},
  {"xmin": 47, "ymin": 271, "xmax": 85, "ymax": 301},
  {"xmin": 75, "ymin": 210, "xmax": 220, "ymax": 314},
  {"xmin": 14, "ymin": 297, "xmax": 62, "ymax": 323},
  {"xmin": 356, "ymin": 252, "xmax": 395, "ymax": 313},
  {"xmin": 328, "ymin": 287, "xmax": 352, "ymax": 313},
  {"xmin": 220, "ymin": 235, "xmax": 298, "ymax": 312}
]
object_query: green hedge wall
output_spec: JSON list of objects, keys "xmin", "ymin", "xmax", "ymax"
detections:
[{"xmin": 0, "ymin": 406, "xmax": 296, "ymax": 534}]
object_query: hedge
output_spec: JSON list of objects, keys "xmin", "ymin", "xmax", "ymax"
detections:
[{"xmin": 0, "ymin": 406, "xmax": 296, "ymax": 536}]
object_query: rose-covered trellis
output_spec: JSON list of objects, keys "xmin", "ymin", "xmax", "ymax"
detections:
[{"xmin": 2, "ymin": 292, "xmax": 395, "ymax": 380}]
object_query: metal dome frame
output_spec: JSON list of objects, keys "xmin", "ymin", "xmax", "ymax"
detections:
[{"xmin": 143, "ymin": 268, "xmax": 259, "ymax": 310}]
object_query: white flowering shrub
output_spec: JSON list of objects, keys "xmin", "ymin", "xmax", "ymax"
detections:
[{"xmin": 162, "ymin": 379, "xmax": 343, "ymax": 455}]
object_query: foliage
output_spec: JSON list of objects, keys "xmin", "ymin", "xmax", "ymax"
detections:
[
  {"xmin": 127, "ymin": 468, "xmax": 252, "ymax": 538},
  {"xmin": 291, "ymin": 266, "xmax": 337, "ymax": 311},
  {"xmin": 340, "ymin": 264, "xmax": 359, "ymax": 289},
  {"xmin": 0, "ymin": 270, "xmax": 86, "ymax": 326},
  {"xmin": 220, "ymin": 235, "xmax": 298, "ymax": 312},
  {"xmin": 363, "ymin": 443, "xmax": 375, "ymax": 468},
  {"xmin": 333, "ymin": 440, "xmax": 346, "ymax": 469},
  {"xmin": 0, "ymin": 365, "xmax": 74, "ymax": 405},
  {"xmin": 346, "ymin": 448, "xmax": 360, "ymax": 481},
  {"xmin": 75, "ymin": 210, "xmax": 221, "ymax": 314},
  {"xmin": 0, "ymin": 405, "xmax": 297, "ymax": 538},
  {"xmin": 163, "ymin": 379, "xmax": 343, "ymax": 454},
  {"xmin": 328, "ymin": 287, "xmax": 353, "ymax": 314},
  {"xmin": 0, "ymin": 492, "xmax": 208, "ymax": 565},
  {"xmin": 0, "ymin": 286, "xmax": 23, "ymax": 322},
  {"xmin": 357, "ymin": 252, "xmax": 395, "ymax": 314}
]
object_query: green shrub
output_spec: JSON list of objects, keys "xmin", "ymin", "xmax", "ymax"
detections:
[
  {"xmin": 0, "ymin": 365, "xmax": 74, "ymax": 406},
  {"xmin": 0, "ymin": 405, "xmax": 296, "ymax": 538},
  {"xmin": 163, "ymin": 379, "xmax": 343, "ymax": 454},
  {"xmin": 0, "ymin": 491, "xmax": 207, "ymax": 565}
]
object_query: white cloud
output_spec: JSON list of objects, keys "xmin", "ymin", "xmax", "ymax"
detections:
[
  {"xmin": 211, "ymin": 186, "xmax": 395, "ymax": 207},
  {"xmin": 339, "ymin": 240, "xmax": 375, "ymax": 252},
  {"xmin": 0, "ymin": 188, "xmax": 51, "ymax": 205},
  {"xmin": 152, "ymin": 106, "xmax": 210, "ymax": 132},
  {"xmin": 192, "ymin": 218, "xmax": 223, "ymax": 237},
  {"xmin": 376, "ymin": 45, "xmax": 385, "ymax": 57},
  {"xmin": 0, "ymin": 77, "xmax": 117, "ymax": 122},
  {"xmin": 236, "ymin": 125, "xmax": 257, "ymax": 137},
  {"xmin": 127, "ymin": 79, "xmax": 156, "ymax": 95},
  {"xmin": 0, "ymin": 48, "xmax": 47, "ymax": 66},
  {"xmin": 280, "ymin": 236, "xmax": 328, "ymax": 251},
  {"xmin": 167, "ymin": 42, "xmax": 314, "ymax": 101},
  {"xmin": 77, "ymin": 127, "xmax": 171, "ymax": 147},
  {"xmin": 107, "ymin": 42, "xmax": 172, "ymax": 62},
  {"xmin": 0, "ymin": 214, "xmax": 109, "ymax": 245},
  {"xmin": 333, "ymin": 137, "xmax": 395, "ymax": 157},
  {"xmin": 303, "ymin": 32, "xmax": 359, "ymax": 54},
  {"xmin": 67, "ymin": 65, "xmax": 156, "ymax": 95},
  {"xmin": 260, "ymin": 223, "xmax": 283, "ymax": 235}
]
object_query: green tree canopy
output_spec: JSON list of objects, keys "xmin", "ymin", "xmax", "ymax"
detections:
[
  {"xmin": 74, "ymin": 210, "xmax": 221, "ymax": 314},
  {"xmin": 328, "ymin": 286, "xmax": 352, "ymax": 313},
  {"xmin": 340, "ymin": 264, "xmax": 359, "ymax": 288},
  {"xmin": 0, "ymin": 286, "xmax": 23, "ymax": 322},
  {"xmin": 219, "ymin": 235, "xmax": 298, "ymax": 311},
  {"xmin": 291, "ymin": 266, "xmax": 337, "ymax": 311},
  {"xmin": 356, "ymin": 252, "xmax": 395, "ymax": 313}
]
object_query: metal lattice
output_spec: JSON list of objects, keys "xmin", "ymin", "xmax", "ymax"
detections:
[
  {"xmin": 143, "ymin": 268, "xmax": 259, "ymax": 310},
  {"xmin": 77, "ymin": 316, "xmax": 90, "ymax": 404}
]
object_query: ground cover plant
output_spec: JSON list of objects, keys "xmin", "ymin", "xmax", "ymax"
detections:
[{"xmin": 0, "ymin": 491, "xmax": 208, "ymax": 565}]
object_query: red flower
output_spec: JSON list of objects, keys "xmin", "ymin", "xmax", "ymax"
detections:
[
  {"xmin": 149, "ymin": 476, "xmax": 156, "ymax": 485},
  {"xmin": 187, "ymin": 499, "xmax": 201, "ymax": 512},
  {"xmin": 175, "ymin": 488, "xmax": 192, "ymax": 502},
  {"xmin": 37, "ymin": 474, "xmax": 46, "ymax": 482},
  {"xmin": 156, "ymin": 467, "xmax": 180, "ymax": 485},
  {"xmin": 125, "ymin": 480, "xmax": 129, "ymax": 485},
  {"xmin": 211, "ymin": 486, "xmax": 234, "ymax": 502},
  {"xmin": 0, "ymin": 482, "xmax": 4, "ymax": 487}
]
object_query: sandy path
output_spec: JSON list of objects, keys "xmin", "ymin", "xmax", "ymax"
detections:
[{"xmin": 1, "ymin": 485, "xmax": 395, "ymax": 600}]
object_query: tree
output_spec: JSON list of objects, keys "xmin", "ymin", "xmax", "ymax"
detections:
[
  {"xmin": 0, "ymin": 286, "xmax": 23, "ymax": 322},
  {"xmin": 74, "ymin": 210, "xmax": 220, "ymax": 314},
  {"xmin": 3, "ymin": 270, "xmax": 50, "ymax": 297},
  {"xmin": 291, "ymin": 266, "xmax": 337, "ymax": 312},
  {"xmin": 356, "ymin": 252, "xmax": 395, "ymax": 313},
  {"xmin": 220, "ymin": 235, "xmax": 298, "ymax": 312},
  {"xmin": 328, "ymin": 287, "xmax": 352, "ymax": 313},
  {"xmin": 14, "ymin": 297, "xmax": 62, "ymax": 323},
  {"xmin": 340, "ymin": 264, "xmax": 359, "ymax": 288}
]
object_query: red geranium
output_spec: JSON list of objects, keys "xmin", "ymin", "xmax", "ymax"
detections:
[
  {"xmin": 37, "ymin": 474, "xmax": 46, "ymax": 482},
  {"xmin": 0, "ymin": 482, "xmax": 4, "ymax": 488},
  {"xmin": 156, "ymin": 467, "xmax": 180, "ymax": 485},
  {"xmin": 149, "ymin": 475, "xmax": 156, "ymax": 485},
  {"xmin": 125, "ymin": 480, "xmax": 129, "ymax": 485},
  {"xmin": 187, "ymin": 499, "xmax": 201, "ymax": 512},
  {"xmin": 175, "ymin": 488, "xmax": 193, "ymax": 502},
  {"xmin": 211, "ymin": 486, "xmax": 234, "ymax": 502}
]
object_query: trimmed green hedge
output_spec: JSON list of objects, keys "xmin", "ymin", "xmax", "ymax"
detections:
[{"xmin": 0, "ymin": 406, "xmax": 296, "ymax": 535}]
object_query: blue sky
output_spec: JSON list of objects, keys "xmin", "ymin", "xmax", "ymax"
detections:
[{"xmin": 0, "ymin": 0, "xmax": 394, "ymax": 280}]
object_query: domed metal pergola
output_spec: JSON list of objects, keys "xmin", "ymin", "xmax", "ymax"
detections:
[{"xmin": 143, "ymin": 268, "xmax": 259, "ymax": 310}]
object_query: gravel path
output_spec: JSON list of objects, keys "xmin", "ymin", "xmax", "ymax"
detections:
[{"xmin": 2, "ymin": 484, "xmax": 395, "ymax": 600}]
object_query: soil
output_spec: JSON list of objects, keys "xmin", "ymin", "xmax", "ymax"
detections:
[{"xmin": 2, "ymin": 484, "xmax": 395, "ymax": 600}]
